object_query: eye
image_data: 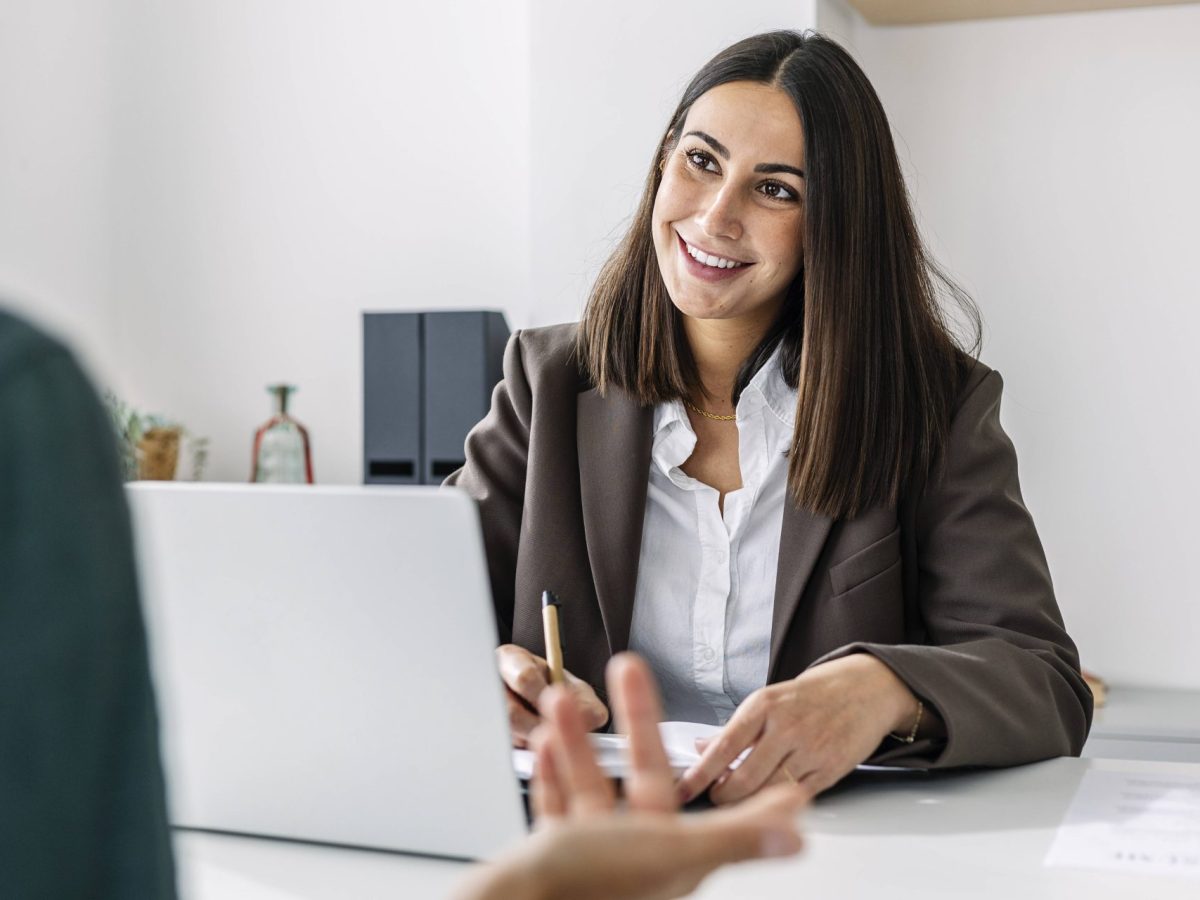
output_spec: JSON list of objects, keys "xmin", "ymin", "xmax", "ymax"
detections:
[
  {"xmin": 759, "ymin": 181, "xmax": 799, "ymax": 203},
  {"xmin": 684, "ymin": 148, "xmax": 719, "ymax": 173}
]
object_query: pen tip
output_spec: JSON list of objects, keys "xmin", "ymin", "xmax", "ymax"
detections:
[{"xmin": 542, "ymin": 590, "xmax": 560, "ymax": 609}]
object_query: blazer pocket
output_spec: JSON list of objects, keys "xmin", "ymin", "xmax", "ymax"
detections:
[{"xmin": 829, "ymin": 526, "xmax": 901, "ymax": 596}]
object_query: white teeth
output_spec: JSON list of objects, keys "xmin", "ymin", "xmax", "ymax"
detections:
[{"xmin": 685, "ymin": 240, "xmax": 744, "ymax": 269}]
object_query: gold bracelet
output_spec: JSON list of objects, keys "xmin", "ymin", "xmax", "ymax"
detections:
[{"xmin": 889, "ymin": 699, "xmax": 923, "ymax": 744}]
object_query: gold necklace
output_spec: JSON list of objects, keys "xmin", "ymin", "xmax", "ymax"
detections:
[{"xmin": 684, "ymin": 399, "xmax": 736, "ymax": 422}]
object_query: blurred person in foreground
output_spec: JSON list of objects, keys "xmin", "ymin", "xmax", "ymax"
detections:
[{"xmin": 0, "ymin": 308, "xmax": 176, "ymax": 898}]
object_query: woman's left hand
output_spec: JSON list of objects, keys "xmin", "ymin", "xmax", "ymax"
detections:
[{"xmin": 677, "ymin": 653, "xmax": 921, "ymax": 805}]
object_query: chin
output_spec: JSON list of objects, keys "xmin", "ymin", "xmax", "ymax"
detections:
[{"xmin": 668, "ymin": 289, "xmax": 736, "ymax": 321}]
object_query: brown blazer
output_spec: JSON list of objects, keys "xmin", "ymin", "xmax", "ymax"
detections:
[{"xmin": 446, "ymin": 323, "xmax": 1092, "ymax": 769}]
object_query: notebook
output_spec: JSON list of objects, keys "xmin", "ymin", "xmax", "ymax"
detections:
[
  {"xmin": 512, "ymin": 721, "xmax": 923, "ymax": 781},
  {"xmin": 513, "ymin": 721, "xmax": 733, "ymax": 779}
]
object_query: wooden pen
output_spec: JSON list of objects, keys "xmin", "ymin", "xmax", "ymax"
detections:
[{"xmin": 542, "ymin": 590, "xmax": 565, "ymax": 686}]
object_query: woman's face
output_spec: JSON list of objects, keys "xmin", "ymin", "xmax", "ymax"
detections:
[{"xmin": 652, "ymin": 81, "xmax": 806, "ymax": 332}]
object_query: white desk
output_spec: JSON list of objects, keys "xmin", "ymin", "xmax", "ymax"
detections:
[
  {"xmin": 175, "ymin": 756, "xmax": 1199, "ymax": 899},
  {"xmin": 1083, "ymin": 687, "xmax": 1200, "ymax": 763}
]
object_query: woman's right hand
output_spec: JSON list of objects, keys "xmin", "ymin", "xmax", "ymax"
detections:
[{"xmin": 496, "ymin": 643, "xmax": 609, "ymax": 747}]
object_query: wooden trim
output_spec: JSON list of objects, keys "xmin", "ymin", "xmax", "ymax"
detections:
[{"xmin": 846, "ymin": 0, "xmax": 1198, "ymax": 26}]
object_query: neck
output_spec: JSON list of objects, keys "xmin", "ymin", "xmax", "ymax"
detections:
[{"xmin": 682, "ymin": 313, "xmax": 775, "ymax": 407}]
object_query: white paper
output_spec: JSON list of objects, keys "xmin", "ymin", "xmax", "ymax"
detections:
[
  {"xmin": 512, "ymin": 721, "xmax": 728, "ymax": 780},
  {"xmin": 1044, "ymin": 770, "xmax": 1200, "ymax": 879},
  {"xmin": 511, "ymin": 721, "xmax": 920, "ymax": 781}
]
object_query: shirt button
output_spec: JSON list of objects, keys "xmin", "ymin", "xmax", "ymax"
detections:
[{"xmin": 701, "ymin": 646, "xmax": 716, "ymax": 663}]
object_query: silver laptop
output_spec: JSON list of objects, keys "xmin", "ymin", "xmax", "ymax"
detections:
[{"xmin": 127, "ymin": 482, "xmax": 528, "ymax": 860}]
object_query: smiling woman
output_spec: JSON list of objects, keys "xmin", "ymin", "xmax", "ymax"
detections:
[{"xmin": 446, "ymin": 30, "xmax": 1092, "ymax": 803}]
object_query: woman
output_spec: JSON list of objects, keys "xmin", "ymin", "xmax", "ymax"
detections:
[{"xmin": 447, "ymin": 30, "xmax": 1091, "ymax": 803}]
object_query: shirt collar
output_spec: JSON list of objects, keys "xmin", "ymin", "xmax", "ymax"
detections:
[
  {"xmin": 651, "ymin": 398, "xmax": 693, "ymax": 476},
  {"xmin": 649, "ymin": 344, "xmax": 796, "ymax": 474},
  {"xmin": 738, "ymin": 343, "xmax": 796, "ymax": 429}
]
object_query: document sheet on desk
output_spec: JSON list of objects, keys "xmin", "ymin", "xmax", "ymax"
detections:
[
  {"xmin": 512, "ymin": 722, "xmax": 727, "ymax": 779},
  {"xmin": 1044, "ymin": 770, "xmax": 1200, "ymax": 880},
  {"xmin": 512, "ymin": 722, "xmax": 926, "ymax": 781}
]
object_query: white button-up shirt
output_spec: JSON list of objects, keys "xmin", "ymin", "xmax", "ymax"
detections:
[{"xmin": 628, "ymin": 348, "xmax": 797, "ymax": 725}]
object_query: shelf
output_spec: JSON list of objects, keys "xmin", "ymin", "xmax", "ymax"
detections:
[{"xmin": 846, "ymin": 0, "xmax": 1197, "ymax": 26}]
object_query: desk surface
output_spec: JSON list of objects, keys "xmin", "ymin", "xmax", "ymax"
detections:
[{"xmin": 175, "ymin": 756, "xmax": 1199, "ymax": 899}]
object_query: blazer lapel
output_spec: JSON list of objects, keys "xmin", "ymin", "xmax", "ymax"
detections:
[
  {"xmin": 768, "ymin": 500, "xmax": 834, "ymax": 677},
  {"xmin": 577, "ymin": 386, "xmax": 653, "ymax": 657}
]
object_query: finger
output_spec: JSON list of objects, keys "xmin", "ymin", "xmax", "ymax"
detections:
[
  {"xmin": 700, "ymin": 767, "xmax": 732, "ymax": 798},
  {"xmin": 564, "ymin": 669, "xmax": 611, "ymax": 730},
  {"xmin": 505, "ymin": 687, "xmax": 542, "ymax": 741},
  {"xmin": 541, "ymin": 685, "xmax": 615, "ymax": 816},
  {"xmin": 697, "ymin": 780, "xmax": 811, "ymax": 830},
  {"xmin": 795, "ymin": 764, "xmax": 845, "ymax": 800},
  {"xmin": 713, "ymin": 782, "xmax": 809, "ymax": 847},
  {"xmin": 745, "ymin": 760, "xmax": 817, "ymax": 804},
  {"xmin": 707, "ymin": 739, "xmax": 792, "ymax": 806},
  {"xmin": 529, "ymin": 727, "xmax": 566, "ymax": 822},
  {"xmin": 497, "ymin": 645, "xmax": 551, "ymax": 709},
  {"xmin": 607, "ymin": 653, "xmax": 674, "ymax": 812},
  {"xmin": 677, "ymin": 784, "xmax": 807, "ymax": 871},
  {"xmin": 677, "ymin": 702, "xmax": 767, "ymax": 803}
]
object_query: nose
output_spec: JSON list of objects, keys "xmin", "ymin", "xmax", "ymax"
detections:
[{"xmin": 695, "ymin": 182, "xmax": 743, "ymax": 243}]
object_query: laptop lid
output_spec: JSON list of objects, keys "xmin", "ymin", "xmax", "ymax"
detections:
[{"xmin": 127, "ymin": 482, "xmax": 527, "ymax": 860}]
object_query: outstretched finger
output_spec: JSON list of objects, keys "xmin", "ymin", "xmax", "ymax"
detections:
[
  {"xmin": 607, "ymin": 653, "xmax": 675, "ymax": 812},
  {"xmin": 541, "ymin": 685, "xmax": 615, "ymax": 816},
  {"xmin": 658, "ymin": 782, "xmax": 806, "ymax": 889},
  {"xmin": 529, "ymin": 726, "xmax": 566, "ymax": 823}
]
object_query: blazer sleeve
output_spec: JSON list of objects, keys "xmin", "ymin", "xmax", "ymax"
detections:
[
  {"xmin": 815, "ymin": 368, "xmax": 1093, "ymax": 768},
  {"xmin": 443, "ymin": 330, "xmax": 531, "ymax": 645}
]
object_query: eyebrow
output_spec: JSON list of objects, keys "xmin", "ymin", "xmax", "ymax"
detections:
[{"xmin": 684, "ymin": 130, "xmax": 805, "ymax": 179}]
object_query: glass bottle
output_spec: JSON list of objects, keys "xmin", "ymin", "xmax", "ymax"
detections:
[{"xmin": 250, "ymin": 384, "xmax": 314, "ymax": 484}]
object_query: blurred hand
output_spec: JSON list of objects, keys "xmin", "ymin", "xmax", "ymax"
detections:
[
  {"xmin": 678, "ymin": 653, "xmax": 922, "ymax": 805},
  {"xmin": 456, "ymin": 654, "xmax": 807, "ymax": 900},
  {"xmin": 496, "ymin": 643, "xmax": 608, "ymax": 748}
]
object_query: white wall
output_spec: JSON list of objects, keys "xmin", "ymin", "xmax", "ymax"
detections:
[
  {"xmin": 528, "ymin": 1, "xmax": 818, "ymax": 327},
  {"xmin": 107, "ymin": 1, "xmax": 821, "ymax": 482},
  {"xmin": 109, "ymin": 1, "xmax": 531, "ymax": 485},
  {"xmin": 2, "ymin": 0, "xmax": 822, "ymax": 480},
  {"xmin": 0, "ymin": 0, "xmax": 120, "ymax": 387},
  {"xmin": 844, "ymin": 4, "xmax": 1200, "ymax": 688}
]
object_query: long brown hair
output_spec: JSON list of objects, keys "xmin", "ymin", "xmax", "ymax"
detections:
[{"xmin": 577, "ymin": 30, "xmax": 981, "ymax": 519}]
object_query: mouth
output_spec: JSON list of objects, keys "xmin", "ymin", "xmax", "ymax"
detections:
[{"xmin": 676, "ymin": 232, "xmax": 753, "ymax": 283}]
